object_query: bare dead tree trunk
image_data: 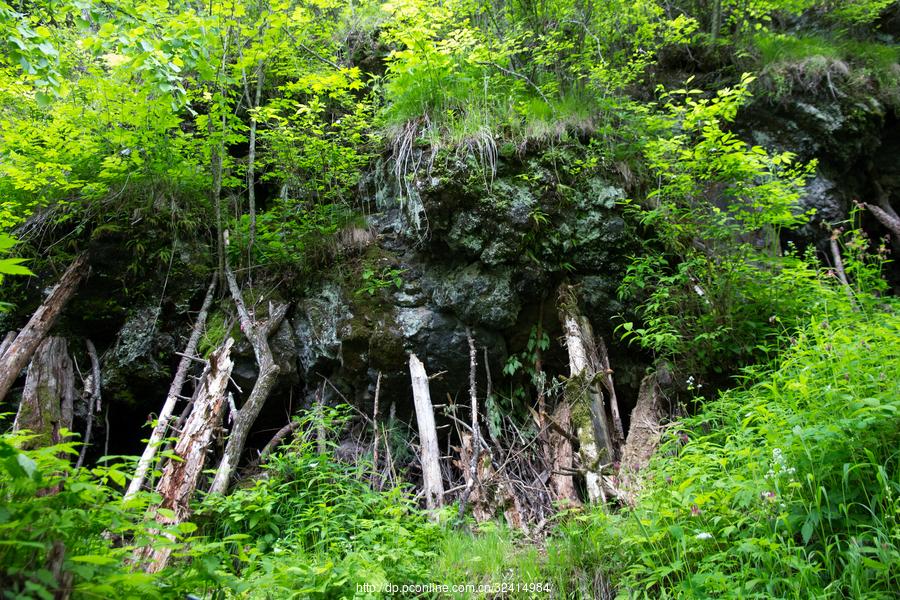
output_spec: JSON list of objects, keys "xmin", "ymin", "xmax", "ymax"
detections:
[
  {"xmin": 458, "ymin": 329, "xmax": 481, "ymax": 519},
  {"xmin": 829, "ymin": 232, "xmax": 857, "ymax": 309},
  {"xmin": 126, "ymin": 277, "xmax": 217, "ymax": 499},
  {"xmin": 13, "ymin": 337, "xmax": 75, "ymax": 449},
  {"xmin": 372, "ymin": 371, "xmax": 382, "ymax": 474},
  {"xmin": 209, "ymin": 239, "xmax": 288, "ymax": 495},
  {"xmin": 0, "ymin": 254, "xmax": 88, "ymax": 403},
  {"xmin": 558, "ymin": 284, "xmax": 615, "ymax": 504},
  {"xmin": 619, "ymin": 369, "xmax": 669, "ymax": 505},
  {"xmin": 75, "ymin": 339, "xmax": 101, "ymax": 469},
  {"xmin": 409, "ymin": 353, "xmax": 444, "ymax": 511},
  {"xmin": 136, "ymin": 338, "xmax": 234, "ymax": 573}
]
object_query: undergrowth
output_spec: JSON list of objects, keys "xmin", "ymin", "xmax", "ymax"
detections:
[
  {"xmin": 552, "ymin": 292, "xmax": 900, "ymax": 598},
  {"xmin": 753, "ymin": 32, "xmax": 900, "ymax": 103}
]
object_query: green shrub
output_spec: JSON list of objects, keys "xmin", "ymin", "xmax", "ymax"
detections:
[
  {"xmin": 618, "ymin": 73, "xmax": 818, "ymax": 380},
  {"xmin": 188, "ymin": 405, "xmax": 439, "ymax": 598},
  {"xmin": 0, "ymin": 425, "xmax": 168, "ymax": 599},
  {"xmin": 553, "ymin": 294, "xmax": 900, "ymax": 598}
]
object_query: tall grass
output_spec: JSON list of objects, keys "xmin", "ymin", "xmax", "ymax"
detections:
[
  {"xmin": 753, "ymin": 32, "xmax": 900, "ymax": 101},
  {"xmin": 549, "ymin": 292, "xmax": 900, "ymax": 598}
]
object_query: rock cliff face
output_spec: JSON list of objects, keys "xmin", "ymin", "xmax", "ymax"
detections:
[
  {"xmin": 287, "ymin": 155, "xmax": 637, "ymax": 421},
  {"xmin": 740, "ymin": 88, "xmax": 900, "ymax": 258},
  {"xmin": 11, "ymin": 84, "xmax": 896, "ymax": 461}
]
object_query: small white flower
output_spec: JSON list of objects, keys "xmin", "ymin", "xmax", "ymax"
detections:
[{"xmin": 695, "ymin": 532, "xmax": 713, "ymax": 540}]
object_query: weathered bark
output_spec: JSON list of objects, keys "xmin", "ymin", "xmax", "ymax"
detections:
[
  {"xmin": 75, "ymin": 339, "xmax": 101, "ymax": 469},
  {"xmin": 48, "ymin": 540, "xmax": 73, "ymax": 600},
  {"xmin": 13, "ymin": 337, "xmax": 75, "ymax": 449},
  {"xmin": 372, "ymin": 371, "xmax": 382, "ymax": 474},
  {"xmin": 409, "ymin": 353, "xmax": 444, "ymax": 511},
  {"xmin": 0, "ymin": 331, "xmax": 17, "ymax": 358},
  {"xmin": 0, "ymin": 254, "xmax": 88, "ymax": 403},
  {"xmin": 619, "ymin": 370, "xmax": 669, "ymax": 505},
  {"xmin": 548, "ymin": 402, "xmax": 580, "ymax": 506},
  {"xmin": 829, "ymin": 233, "xmax": 857, "ymax": 309},
  {"xmin": 137, "ymin": 338, "xmax": 234, "ymax": 573},
  {"xmin": 126, "ymin": 276, "xmax": 217, "ymax": 499},
  {"xmin": 864, "ymin": 203, "xmax": 900, "ymax": 241},
  {"xmin": 558, "ymin": 284, "xmax": 615, "ymax": 503},
  {"xmin": 209, "ymin": 244, "xmax": 288, "ymax": 495}
]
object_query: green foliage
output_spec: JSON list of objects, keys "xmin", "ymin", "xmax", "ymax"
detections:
[
  {"xmin": 379, "ymin": 0, "xmax": 696, "ymax": 147},
  {"xmin": 618, "ymin": 73, "xmax": 817, "ymax": 378},
  {"xmin": 0, "ymin": 425, "xmax": 166, "ymax": 598},
  {"xmin": 754, "ymin": 33, "xmax": 900, "ymax": 102},
  {"xmin": 355, "ymin": 265, "xmax": 406, "ymax": 297},
  {"xmin": 0, "ymin": 234, "xmax": 32, "ymax": 295},
  {"xmin": 189, "ymin": 405, "xmax": 439, "ymax": 597},
  {"xmin": 431, "ymin": 522, "xmax": 546, "ymax": 599},
  {"xmin": 229, "ymin": 203, "xmax": 356, "ymax": 274},
  {"xmin": 554, "ymin": 293, "xmax": 900, "ymax": 597}
]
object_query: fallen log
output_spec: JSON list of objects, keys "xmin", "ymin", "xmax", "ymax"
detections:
[
  {"xmin": 126, "ymin": 276, "xmax": 217, "ymax": 499},
  {"xmin": 136, "ymin": 338, "xmax": 234, "ymax": 573},
  {"xmin": 0, "ymin": 254, "xmax": 88, "ymax": 403}
]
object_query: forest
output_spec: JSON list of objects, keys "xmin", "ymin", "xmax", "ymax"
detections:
[{"xmin": 0, "ymin": 0, "xmax": 899, "ymax": 597}]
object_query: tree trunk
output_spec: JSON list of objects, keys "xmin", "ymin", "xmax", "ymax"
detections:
[
  {"xmin": 208, "ymin": 243, "xmax": 288, "ymax": 495},
  {"xmin": 0, "ymin": 331, "xmax": 17, "ymax": 358},
  {"xmin": 13, "ymin": 337, "xmax": 75, "ymax": 449},
  {"xmin": 710, "ymin": 0, "xmax": 722, "ymax": 41},
  {"xmin": 0, "ymin": 254, "xmax": 88, "ymax": 403},
  {"xmin": 458, "ymin": 329, "xmax": 481, "ymax": 519},
  {"xmin": 409, "ymin": 353, "xmax": 444, "ymax": 511},
  {"xmin": 136, "ymin": 338, "xmax": 234, "ymax": 573},
  {"xmin": 246, "ymin": 59, "xmax": 264, "ymax": 252},
  {"xmin": 126, "ymin": 276, "xmax": 217, "ymax": 499},
  {"xmin": 548, "ymin": 402, "xmax": 580, "ymax": 506},
  {"xmin": 596, "ymin": 336, "xmax": 625, "ymax": 448},
  {"xmin": 558, "ymin": 284, "xmax": 616, "ymax": 503},
  {"xmin": 619, "ymin": 370, "xmax": 669, "ymax": 505}
]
